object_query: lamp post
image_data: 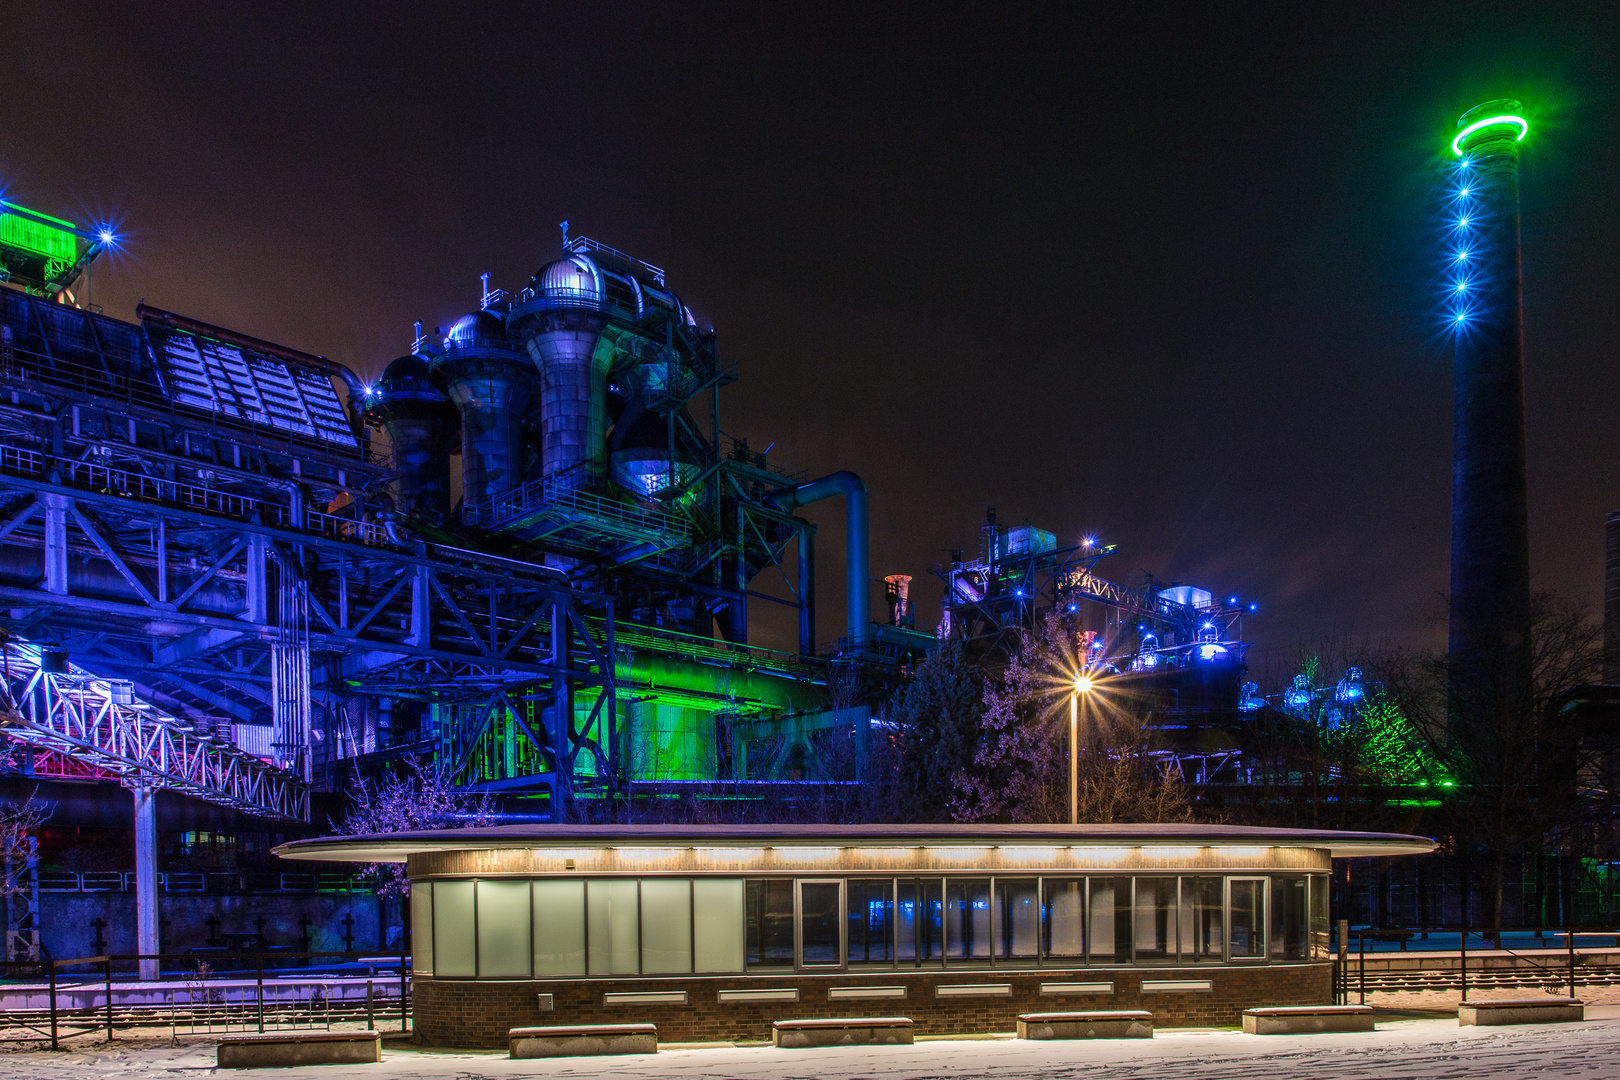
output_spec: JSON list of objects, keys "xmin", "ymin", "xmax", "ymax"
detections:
[{"xmin": 1070, "ymin": 674, "xmax": 1094, "ymax": 825}]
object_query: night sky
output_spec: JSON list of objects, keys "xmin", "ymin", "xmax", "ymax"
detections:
[{"xmin": 5, "ymin": 2, "xmax": 1617, "ymax": 676}]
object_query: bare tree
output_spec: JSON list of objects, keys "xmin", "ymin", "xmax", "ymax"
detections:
[
  {"xmin": 337, "ymin": 759, "xmax": 491, "ymax": 897},
  {"xmin": 0, "ymin": 789, "xmax": 51, "ymax": 960},
  {"xmin": 1382, "ymin": 592, "xmax": 1607, "ymax": 935},
  {"xmin": 953, "ymin": 612, "xmax": 1191, "ymax": 824}
]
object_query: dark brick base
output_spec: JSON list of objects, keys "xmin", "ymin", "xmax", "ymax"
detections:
[{"xmin": 414, "ymin": 965, "xmax": 1331, "ymax": 1047}]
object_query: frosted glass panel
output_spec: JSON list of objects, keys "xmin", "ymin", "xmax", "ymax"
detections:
[
  {"xmin": 694, "ymin": 878, "xmax": 745, "ymax": 972},
  {"xmin": 1044, "ymin": 879, "xmax": 1084, "ymax": 959},
  {"xmin": 639, "ymin": 878, "xmax": 693, "ymax": 974},
  {"xmin": 587, "ymin": 879, "xmax": 640, "ymax": 975},
  {"xmin": 477, "ymin": 880, "xmax": 532, "ymax": 978},
  {"xmin": 411, "ymin": 885, "xmax": 433, "ymax": 975},
  {"xmin": 533, "ymin": 880, "xmax": 586, "ymax": 976},
  {"xmin": 433, "ymin": 880, "xmax": 475, "ymax": 977}
]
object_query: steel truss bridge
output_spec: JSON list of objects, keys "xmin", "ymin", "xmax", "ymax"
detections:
[{"xmin": 0, "ymin": 292, "xmax": 626, "ymax": 822}]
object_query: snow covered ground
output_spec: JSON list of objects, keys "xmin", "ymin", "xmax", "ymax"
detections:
[{"xmin": 1, "ymin": 1006, "xmax": 1616, "ymax": 1080}]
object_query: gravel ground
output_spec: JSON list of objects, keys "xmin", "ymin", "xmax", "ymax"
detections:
[{"xmin": 0, "ymin": 1006, "xmax": 1615, "ymax": 1080}]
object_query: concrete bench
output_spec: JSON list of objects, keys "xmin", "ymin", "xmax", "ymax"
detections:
[
  {"xmin": 216, "ymin": 1030, "xmax": 381, "ymax": 1068},
  {"xmin": 1017, "ymin": 1010, "xmax": 1153, "ymax": 1040},
  {"xmin": 772, "ymin": 1017, "xmax": 913, "ymax": 1048},
  {"xmin": 1458, "ymin": 998, "xmax": 1584, "ymax": 1027},
  {"xmin": 509, "ymin": 1023, "xmax": 658, "ymax": 1057},
  {"xmin": 1242, "ymin": 1005, "xmax": 1376, "ymax": 1035}
]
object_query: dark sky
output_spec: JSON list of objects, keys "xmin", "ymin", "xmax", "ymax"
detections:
[{"xmin": 5, "ymin": 2, "xmax": 1617, "ymax": 674}]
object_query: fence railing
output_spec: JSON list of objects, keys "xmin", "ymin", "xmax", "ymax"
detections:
[
  {"xmin": 35, "ymin": 871, "xmax": 379, "ymax": 895},
  {"xmin": 0, "ymin": 951, "xmax": 409, "ymax": 1049},
  {"xmin": 1330, "ymin": 924, "xmax": 1620, "ymax": 1004}
]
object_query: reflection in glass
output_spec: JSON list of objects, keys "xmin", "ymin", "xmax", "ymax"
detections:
[
  {"xmin": 1309, "ymin": 875, "xmax": 1330, "ymax": 960},
  {"xmin": 1229, "ymin": 878, "xmax": 1265, "ymax": 958},
  {"xmin": 946, "ymin": 878, "xmax": 992, "ymax": 960},
  {"xmin": 1272, "ymin": 876, "xmax": 1308, "ymax": 961},
  {"xmin": 996, "ymin": 879, "xmax": 1041, "ymax": 960},
  {"xmin": 800, "ymin": 881, "xmax": 842, "ymax": 965},
  {"xmin": 745, "ymin": 879, "xmax": 794, "ymax": 968},
  {"xmin": 1133, "ymin": 877, "xmax": 1177, "ymax": 963},
  {"xmin": 898, "ymin": 879, "xmax": 945, "ymax": 962},
  {"xmin": 847, "ymin": 879, "xmax": 895, "ymax": 963},
  {"xmin": 1179, "ymin": 877, "xmax": 1223, "ymax": 962}
]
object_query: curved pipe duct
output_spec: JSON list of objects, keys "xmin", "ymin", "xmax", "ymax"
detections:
[{"xmin": 765, "ymin": 471, "xmax": 869, "ymax": 646}]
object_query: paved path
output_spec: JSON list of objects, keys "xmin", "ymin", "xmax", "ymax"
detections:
[{"xmin": 0, "ymin": 1008, "xmax": 1616, "ymax": 1079}]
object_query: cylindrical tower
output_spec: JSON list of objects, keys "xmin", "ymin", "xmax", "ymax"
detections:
[
  {"xmin": 509, "ymin": 254, "xmax": 609, "ymax": 479},
  {"xmin": 432, "ymin": 309, "xmax": 538, "ymax": 508},
  {"xmin": 1446, "ymin": 101, "xmax": 1532, "ymax": 714},
  {"xmin": 1605, "ymin": 511, "xmax": 1620, "ymax": 683},
  {"xmin": 361, "ymin": 354, "xmax": 460, "ymax": 522}
]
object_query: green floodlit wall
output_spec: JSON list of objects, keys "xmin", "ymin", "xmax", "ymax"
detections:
[
  {"xmin": 442, "ymin": 647, "xmax": 832, "ymax": 786},
  {"xmin": 0, "ymin": 205, "xmax": 79, "ymax": 263}
]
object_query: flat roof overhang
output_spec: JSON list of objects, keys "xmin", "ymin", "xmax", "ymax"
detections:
[{"xmin": 275, "ymin": 822, "xmax": 1435, "ymax": 864}]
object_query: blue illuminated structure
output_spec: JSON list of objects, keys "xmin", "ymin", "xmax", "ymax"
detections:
[{"xmin": 1445, "ymin": 100, "xmax": 1534, "ymax": 724}]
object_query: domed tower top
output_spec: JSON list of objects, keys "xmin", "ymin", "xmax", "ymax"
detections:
[
  {"xmin": 360, "ymin": 353, "xmax": 457, "ymax": 424},
  {"xmin": 530, "ymin": 253, "xmax": 604, "ymax": 311}
]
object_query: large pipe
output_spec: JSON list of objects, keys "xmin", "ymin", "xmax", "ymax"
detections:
[
  {"xmin": 766, "ymin": 471, "xmax": 869, "ymax": 647},
  {"xmin": 1447, "ymin": 100, "xmax": 1533, "ymax": 720}
]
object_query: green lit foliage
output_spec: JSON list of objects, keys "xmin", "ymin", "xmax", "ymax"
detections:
[{"xmin": 1351, "ymin": 692, "xmax": 1446, "ymax": 786}]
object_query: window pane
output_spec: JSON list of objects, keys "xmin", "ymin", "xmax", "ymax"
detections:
[
  {"xmin": 746, "ymin": 879, "xmax": 794, "ymax": 968},
  {"xmin": 433, "ymin": 880, "xmax": 475, "ymax": 977},
  {"xmin": 694, "ymin": 879, "xmax": 745, "ymax": 973},
  {"xmin": 1180, "ymin": 877, "xmax": 1222, "ymax": 962},
  {"xmin": 476, "ymin": 880, "xmax": 532, "ymax": 978},
  {"xmin": 411, "ymin": 885, "xmax": 433, "ymax": 975},
  {"xmin": 946, "ymin": 878, "xmax": 991, "ymax": 960},
  {"xmin": 848, "ymin": 879, "xmax": 895, "ymax": 964},
  {"xmin": 800, "ymin": 882, "xmax": 841, "ymax": 966},
  {"xmin": 897, "ymin": 880, "xmax": 920, "ymax": 963},
  {"xmin": 1229, "ymin": 878, "xmax": 1265, "ymax": 958},
  {"xmin": 587, "ymin": 879, "xmax": 640, "ymax": 975},
  {"xmin": 921, "ymin": 879, "xmax": 944, "ymax": 961},
  {"xmin": 1044, "ymin": 879, "xmax": 1085, "ymax": 959},
  {"xmin": 640, "ymin": 878, "xmax": 692, "ymax": 974},
  {"xmin": 533, "ymin": 879, "xmax": 585, "ymax": 976},
  {"xmin": 1309, "ymin": 875, "xmax": 1330, "ymax": 960},
  {"xmin": 1272, "ymin": 876, "xmax": 1308, "ymax": 961},
  {"xmin": 1089, "ymin": 877, "xmax": 1131, "ymax": 964},
  {"xmin": 996, "ymin": 879, "xmax": 1041, "ymax": 960},
  {"xmin": 1134, "ymin": 877, "xmax": 1177, "ymax": 963}
]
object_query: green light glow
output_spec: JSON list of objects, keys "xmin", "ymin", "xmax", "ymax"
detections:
[
  {"xmin": 0, "ymin": 204, "xmax": 80, "ymax": 263},
  {"xmin": 1452, "ymin": 114, "xmax": 1529, "ymax": 157}
]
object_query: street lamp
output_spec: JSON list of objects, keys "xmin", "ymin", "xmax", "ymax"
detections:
[{"xmin": 1070, "ymin": 674, "xmax": 1094, "ymax": 825}]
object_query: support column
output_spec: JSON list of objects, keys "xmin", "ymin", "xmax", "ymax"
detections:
[
  {"xmin": 42, "ymin": 492, "xmax": 70, "ymax": 596},
  {"xmin": 128, "ymin": 784, "xmax": 160, "ymax": 981},
  {"xmin": 245, "ymin": 534, "xmax": 269, "ymax": 624}
]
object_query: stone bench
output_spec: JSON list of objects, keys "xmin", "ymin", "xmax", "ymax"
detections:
[
  {"xmin": 1017, "ymin": 1010, "xmax": 1153, "ymax": 1040},
  {"xmin": 1458, "ymin": 998, "xmax": 1584, "ymax": 1027},
  {"xmin": 1242, "ymin": 1005, "xmax": 1376, "ymax": 1035},
  {"xmin": 216, "ymin": 1030, "xmax": 381, "ymax": 1068},
  {"xmin": 509, "ymin": 1023, "xmax": 658, "ymax": 1057},
  {"xmin": 772, "ymin": 1017, "xmax": 913, "ymax": 1048}
]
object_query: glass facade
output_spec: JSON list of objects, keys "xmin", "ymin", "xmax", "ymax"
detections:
[{"xmin": 422, "ymin": 873, "xmax": 1328, "ymax": 977}]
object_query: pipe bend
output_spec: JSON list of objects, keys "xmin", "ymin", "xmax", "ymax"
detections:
[{"xmin": 764, "ymin": 471, "xmax": 869, "ymax": 647}]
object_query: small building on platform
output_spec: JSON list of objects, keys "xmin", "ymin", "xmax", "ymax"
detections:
[{"xmin": 275, "ymin": 823, "xmax": 1432, "ymax": 1045}]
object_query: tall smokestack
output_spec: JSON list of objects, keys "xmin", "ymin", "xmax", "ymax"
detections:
[
  {"xmin": 1606, "ymin": 511, "xmax": 1620, "ymax": 683},
  {"xmin": 1446, "ymin": 101, "xmax": 1533, "ymax": 719}
]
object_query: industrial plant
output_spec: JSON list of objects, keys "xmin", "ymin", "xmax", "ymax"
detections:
[{"xmin": 0, "ymin": 203, "xmax": 1267, "ymax": 962}]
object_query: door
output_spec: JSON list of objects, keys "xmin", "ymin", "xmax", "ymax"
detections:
[
  {"xmin": 797, "ymin": 879, "xmax": 845, "ymax": 969},
  {"xmin": 1227, "ymin": 877, "xmax": 1267, "ymax": 961}
]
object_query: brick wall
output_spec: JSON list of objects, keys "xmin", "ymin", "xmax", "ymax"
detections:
[{"xmin": 414, "ymin": 964, "xmax": 1331, "ymax": 1046}]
